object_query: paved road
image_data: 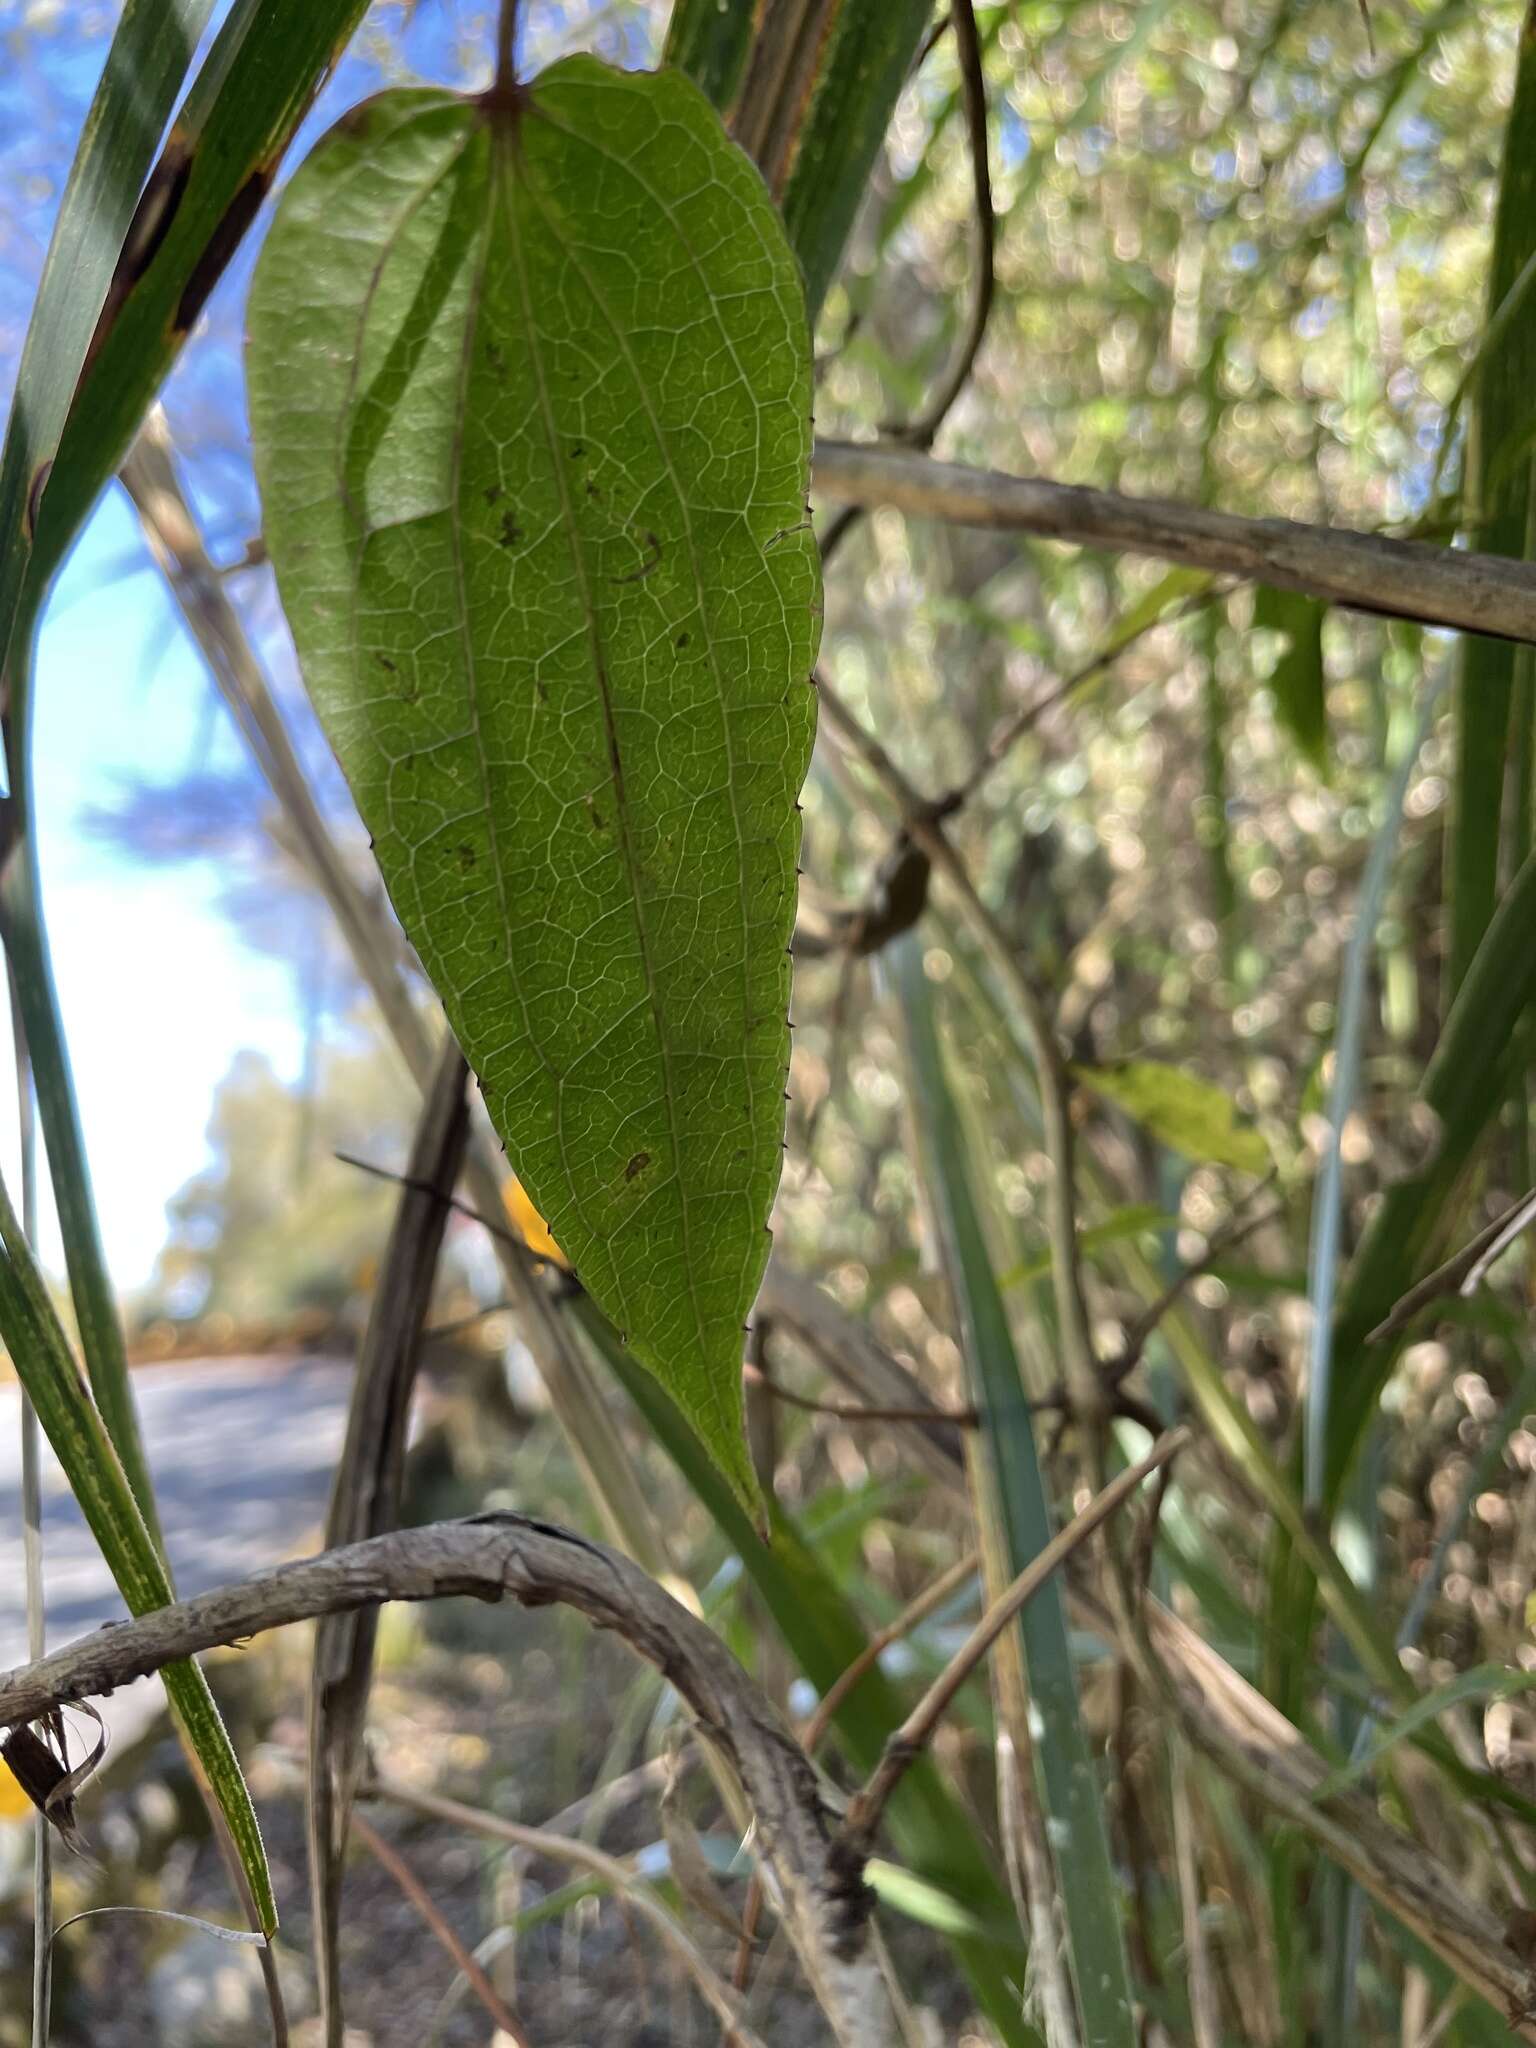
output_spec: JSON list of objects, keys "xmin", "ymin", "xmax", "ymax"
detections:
[{"xmin": 0, "ymin": 1356, "xmax": 354, "ymax": 1747}]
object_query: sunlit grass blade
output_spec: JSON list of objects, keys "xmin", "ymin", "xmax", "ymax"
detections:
[
  {"xmin": 1303, "ymin": 682, "xmax": 1445, "ymax": 2044},
  {"xmin": 571, "ymin": 1293, "xmax": 1039, "ymax": 2048},
  {"xmin": 0, "ymin": 1166, "xmax": 275, "ymax": 1936},
  {"xmin": 891, "ymin": 931, "xmax": 1136, "ymax": 2048}
]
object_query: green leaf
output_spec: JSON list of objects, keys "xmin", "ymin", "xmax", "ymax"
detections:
[
  {"xmin": 0, "ymin": 1172, "xmax": 274, "ymax": 1936},
  {"xmin": 248, "ymin": 65, "xmax": 820, "ymax": 1512},
  {"xmin": 1254, "ymin": 586, "xmax": 1328, "ymax": 771},
  {"xmin": 1446, "ymin": 14, "xmax": 1536, "ymax": 1001},
  {"xmin": 1073, "ymin": 1059, "xmax": 1272, "ymax": 1175}
]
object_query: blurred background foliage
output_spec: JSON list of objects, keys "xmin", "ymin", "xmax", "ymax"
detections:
[{"xmin": 4, "ymin": 0, "xmax": 1536, "ymax": 2044}]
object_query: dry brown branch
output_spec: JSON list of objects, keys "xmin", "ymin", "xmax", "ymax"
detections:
[
  {"xmin": 745, "ymin": 1364, "xmax": 977, "ymax": 1430},
  {"xmin": 349, "ymin": 1808, "xmax": 530, "ymax": 2045},
  {"xmin": 310, "ymin": 1043, "xmax": 470, "ymax": 2045},
  {"xmin": 944, "ymin": 579, "xmax": 1229, "ymax": 814},
  {"xmin": 366, "ymin": 1773, "xmax": 769, "ymax": 2048},
  {"xmin": 838, "ymin": 1428, "xmax": 1189, "ymax": 1862},
  {"xmin": 1106, "ymin": 1193, "xmax": 1284, "ymax": 1386},
  {"xmin": 0, "ymin": 1515, "xmax": 899, "ymax": 2048},
  {"xmin": 1086, "ymin": 1589, "xmax": 1536, "ymax": 2037},
  {"xmin": 756, "ymin": 1264, "xmax": 969, "ymax": 1491},
  {"xmin": 801, "ymin": 1550, "xmax": 979, "ymax": 1759},
  {"xmin": 733, "ymin": 1545, "xmax": 982, "ymax": 1998},
  {"xmin": 811, "ymin": 440, "xmax": 1536, "ymax": 646},
  {"xmin": 1366, "ymin": 1184, "xmax": 1536, "ymax": 1343}
]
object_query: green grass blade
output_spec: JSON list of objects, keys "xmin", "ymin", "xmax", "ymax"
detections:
[
  {"xmin": 1445, "ymin": 13, "xmax": 1536, "ymax": 1000},
  {"xmin": 24, "ymin": 0, "xmax": 372, "ymax": 627},
  {"xmin": 1263, "ymin": 834, "xmax": 1536, "ymax": 1714},
  {"xmin": 891, "ymin": 932, "xmax": 1136, "ymax": 2048},
  {"xmin": 661, "ymin": 0, "xmax": 753, "ymax": 111},
  {"xmin": 0, "ymin": 872, "xmax": 163, "ymax": 1536},
  {"xmin": 665, "ymin": 0, "xmax": 932, "ymax": 322},
  {"xmin": 777, "ymin": 0, "xmax": 932, "ymax": 320},
  {"xmin": 1314, "ymin": 1664, "xmax": 1536, "ymax": 1801},
  {"xmin": 3, "ymin": 0, "xmax": 373, "ymax": 1534},
  {"xmin": 572, "ymin": 1295, "xmax": 1038, "ymax": 2048},
  {"xmin": 0, "ymin": 0, "xmax": 215, "ymax": 681},
  {"xmin": 1327, "ymin": 837, "xmax": 1536, "ymax": 1487},
  {"xmin": 0, "ymin": 1168, "xmax": 275, "ymax": 1935}
]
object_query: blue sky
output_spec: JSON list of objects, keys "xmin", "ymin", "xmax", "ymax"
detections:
[
  {"xmin": 0, "ymin": 0, "xmax": 659, "ymax": 1292},
  {"xmin": 7, "ymin": 493, "xmax": 305, "ymax": 1288}
]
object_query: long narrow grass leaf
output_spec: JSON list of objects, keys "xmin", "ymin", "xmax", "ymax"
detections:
[
  {"xmin": 0, "ymin": 0, "xmax": 215, "ymax": 679},
  {"xmin": 572, "ymin": 1293, "xmax": 1038, "ymax": 2048},
  {"xmin": 1445, "ymin": 14, "xmax": 1536, "ymax": 998},
  {"xmin": 891, "ymin": 932, "xmax": 1136, "ymax": 2048},
  {"xmin": 0, "ymin": 1170, "xmax": 275, "ymax": 1935}
]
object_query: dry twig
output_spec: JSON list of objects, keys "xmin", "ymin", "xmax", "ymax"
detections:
[
  {"xmin": 367, "ymin": 1773, "xmax": 769, "ymax": 2048},
  {"xmin": 811, "ymin": 440, "xmax": 1536, "ymax": 647},
  {"xmin": 837, "ymin": 1428, "xmax": 1190, "ymax": 1862},
  {"xmin": 350, "ymin": 1808, "xmax": 530, "ymax": 2045},
  {"xmin": 310, "ymin": 1044, "xmax": 470, "ymax": 2045}
]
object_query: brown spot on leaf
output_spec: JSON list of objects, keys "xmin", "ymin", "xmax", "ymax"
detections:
[
  {"xmin": 375, "ymin": 653, "xmax": 397, "ymax": 673},
  {"xmin": 484, "ymin": 483, "xmax": 503, "ymax": 506},
  {"xmin": 81, "ymin": 140, "xmax": 194, "ymax": 379},
  {"xmin": 176, "ymin": 167, "xmax": 272, "ymax": 334},
  {"xmin": 624, "ymin": 1152, "xmax": 651, "ymax": 1181},
  {"xmin": 498, "ymin": 509, "xmax": 522, "ymax": 549},
  {"xmin": 24, "ymin": 461, "xmax": 52, "ymax": 541}
]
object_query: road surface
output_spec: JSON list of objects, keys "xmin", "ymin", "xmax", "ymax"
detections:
[{"xmin": 0, "ymin": 1356, "xmax": 354, "ymax": 1749}]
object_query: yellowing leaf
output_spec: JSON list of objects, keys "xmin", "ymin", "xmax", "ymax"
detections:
[
  {"xmin": 503, "ymin": 1175, "xmax": 567, "ymax": 1270},
  {"xmin": 1073, "ymin": 1060, "xmax": 1271, "ymax": 1175}
]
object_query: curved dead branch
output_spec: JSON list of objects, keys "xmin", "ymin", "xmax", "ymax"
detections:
[{"xmin": 0, "ymin": 1514, "xmax": 897, "ymax": 2048}]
